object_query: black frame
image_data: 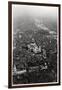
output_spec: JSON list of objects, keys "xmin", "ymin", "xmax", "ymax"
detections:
[{"xmin": 8, "ymin": 1, "xmax": 61, "ymax": 88}]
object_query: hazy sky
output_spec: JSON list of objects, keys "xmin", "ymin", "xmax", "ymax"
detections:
[{"xmin": 12, "ymin": 4, "xmax": 58, "ymax": 20}]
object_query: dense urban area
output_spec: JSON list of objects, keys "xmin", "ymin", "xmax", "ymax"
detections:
[{"xmin": 13, "ymin": 18, "xmax": 57, "ymax": 84}]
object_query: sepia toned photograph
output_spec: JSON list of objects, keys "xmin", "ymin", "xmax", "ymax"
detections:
[{"xmin": 8, "ymin": 2, "xmax": 60, "ymax": 88}]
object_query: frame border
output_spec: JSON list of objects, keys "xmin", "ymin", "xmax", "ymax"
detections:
[{"xmin": 8, "ymin": 1, "xmax": 61, "ymax": 88}]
